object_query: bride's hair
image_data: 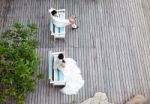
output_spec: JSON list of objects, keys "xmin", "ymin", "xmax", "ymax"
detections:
[
  {"xmin": 58, "ymin": 53, "xmax": 64, "ymax": 60},
  {"xmin": 62, "ymin": 60, "xmax": 65, "ymax": 63}
]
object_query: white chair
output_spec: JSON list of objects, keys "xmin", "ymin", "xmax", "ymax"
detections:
[
  {"xmin": 48, "ymin": 51, "xmax": 66, "ymax": 87},
  {"xmin": 49, "ymin": 9, "xmax": 66, "ymax": 40}
]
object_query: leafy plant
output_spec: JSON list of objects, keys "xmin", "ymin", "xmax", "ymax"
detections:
[{"xmin": 0, "ymin": 22, "xmax": 43, "ymax": 104}]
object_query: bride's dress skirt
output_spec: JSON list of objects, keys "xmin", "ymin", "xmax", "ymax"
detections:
[{"xmin": 60, "ymin": 58, "xmax": 84, "ymax": 95}]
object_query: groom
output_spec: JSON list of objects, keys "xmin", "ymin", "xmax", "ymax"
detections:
[{"xmin": 49, "ymin": 8, "xmax": 78, "ymax": 29}]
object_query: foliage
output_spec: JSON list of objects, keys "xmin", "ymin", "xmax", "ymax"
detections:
[{"xmin": 0, "ymin": 22, "xmax": 43, "ymax": 104}]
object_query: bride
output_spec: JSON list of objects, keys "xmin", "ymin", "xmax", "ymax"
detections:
[{"xmin": 54, "ymin": 53, "xmax": 84, "ymax": 95}]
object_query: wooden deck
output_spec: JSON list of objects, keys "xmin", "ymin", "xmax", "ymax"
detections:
[{"xmin": 0, "ymin": 0, "xmax": 150, "ymax": 104}]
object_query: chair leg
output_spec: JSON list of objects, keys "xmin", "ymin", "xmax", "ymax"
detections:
[{"xmin": 54, "ymin": 36, "xmax": 55, "ymax": 41}]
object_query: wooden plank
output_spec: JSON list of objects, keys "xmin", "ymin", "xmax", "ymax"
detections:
[{"xmin": 0, "ymin": 0, "xmax": 150, "ymax": 104}]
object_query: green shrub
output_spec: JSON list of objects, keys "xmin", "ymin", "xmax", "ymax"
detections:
[{"xmin": 0, "ymin": 22, "xmax": 43, "ymax": 104}]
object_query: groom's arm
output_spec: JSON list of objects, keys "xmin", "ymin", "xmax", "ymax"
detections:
[{"xmin": 54, "ymin": 17, "xmax": 70, "ymax": 25}]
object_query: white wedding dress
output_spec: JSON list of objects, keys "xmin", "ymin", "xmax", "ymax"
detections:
[{"xmin": 60, "ymin": 58, "xmax": 84, "ymax": 95}]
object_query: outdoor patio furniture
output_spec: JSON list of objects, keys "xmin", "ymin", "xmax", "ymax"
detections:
[
  {"xmin": 49, "ymin": 9, "xmax": 66, "ymax": 40},
  {"xmin": 48, "ymin": 51, "xmax": 66, "ymax": 87}
]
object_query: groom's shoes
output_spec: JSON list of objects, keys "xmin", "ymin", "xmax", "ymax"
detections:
[{"xmin": 72, "ymin": 26, "xmax": 79, "ymax": 30}]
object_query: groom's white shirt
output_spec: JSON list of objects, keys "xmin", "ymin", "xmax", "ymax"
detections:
[{"xmin": 49, "ymin": 8, "xmax": 70, "ymax": 27}]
